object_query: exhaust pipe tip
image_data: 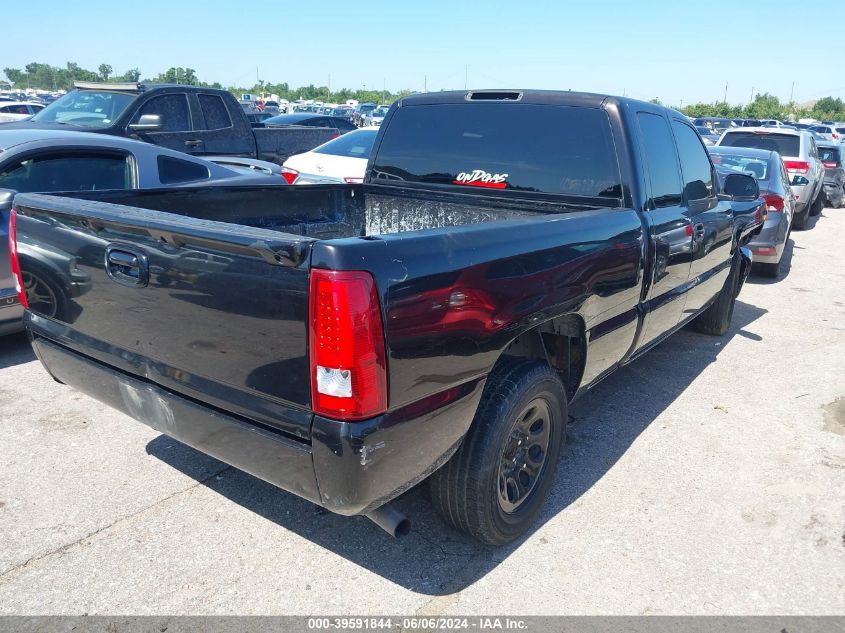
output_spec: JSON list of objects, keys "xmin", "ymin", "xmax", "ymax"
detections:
[{"xmin": 366, "ymin": 504, "xmax": 410, "ymax": 538}]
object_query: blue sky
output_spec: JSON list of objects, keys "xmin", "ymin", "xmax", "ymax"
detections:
[{"xmin": 4, "ymin": 0, "xmax": 843, "ymax": 105}]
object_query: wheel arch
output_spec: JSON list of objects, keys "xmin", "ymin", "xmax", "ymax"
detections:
[{"xmin": 496, "ymin": 313, "xmax": 587, "ymax": 402}]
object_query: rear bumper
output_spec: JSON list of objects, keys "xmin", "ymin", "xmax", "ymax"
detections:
[
  {"xmin": 748, "ymin": 215, "xmax": 789, "ymax": 264},
  {"xmin": 30, "ymin": 334, "xmax": 484, "ymax": 516},
  {"xmin": 0, "ymin": 296, "xmax": 24, "ymax": 336}
]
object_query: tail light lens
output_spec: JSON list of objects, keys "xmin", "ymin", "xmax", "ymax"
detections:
[
  {"xmin": 8, "ymin": 208, "xmax": 28, "ymax": 309},
  {"xmin": 280, "ymin": 166, "xmax": 299, "ymax": 185},
  {"xmin": 823, "ymin": 161, "xmax": 837, "ymax": 169},
  {"xmin": 784, "ymin": 160, "xmax": 809, "ymax": 173},
  {"xmin": 762, "ymin": 194, "xmax": 784, "ymax": 212},
  {"xmin": 309, "ymin": 269, "xmax": 387, "ymax": 421}
]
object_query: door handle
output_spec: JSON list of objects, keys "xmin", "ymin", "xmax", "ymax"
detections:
[
  {"xmin": 105, "ymin": 245, "xmax": 149, "ymax": 287},
  {"xmin": 184, "ymin": 139, "xmax": 202, "ymax": 148},
  {"xmin": 692, "ymin": 223, "xmax": 706, "ymax": 241}
]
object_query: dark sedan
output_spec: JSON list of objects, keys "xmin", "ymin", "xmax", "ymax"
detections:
[
  {"xmin": 817, "ymin": 142, "xmax": 845, "ymax": 208},
  {"xmin": 261, "ymin": 113, "xmax": 357, "ymax": 134},
  {"xmin": 709, "ymin": 145, "xmax": 796, "ymax": 278},
  {"xmin": 0, "ymin": 129, "xmax": 283, "ymax": 334}
]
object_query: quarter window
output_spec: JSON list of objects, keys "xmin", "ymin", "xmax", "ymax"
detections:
[{"xmin": 157, "ymin": 155, "xmax": 210, "ymax": 184}]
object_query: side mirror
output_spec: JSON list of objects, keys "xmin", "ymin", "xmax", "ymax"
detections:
[
  {"xmin": 722, "ymin": 173, "xmax": 759, "ymax": 200},
  {"xmin": 129, "ymin": 114, "xmax": 163, "ymax": 133}
]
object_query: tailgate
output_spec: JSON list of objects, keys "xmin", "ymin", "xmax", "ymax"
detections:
[{"xmin": 15, "ymin": 193, "xmax": 316, "ymax": 439}]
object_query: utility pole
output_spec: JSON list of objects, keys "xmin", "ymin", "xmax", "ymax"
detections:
[
  {"xmin": 256, "ymin": 66, "xmax": 259, "ymax": 86},
  {"xmin": 789, "ymin": 81, "xmax": 795, "ymax": 103},
  {"xmin": 464, "ymin": 65, "xmax": 468, "ymax": 90},
  {"xmin": 382, "ymin": 78, "xmax": 386, "ymax": 105},
  {"xmin": 750, "ymin": 86, "xmax": 754, "ymax": 105},
  {"xmin": 424, "ymin": 75, "xmax": 427, "ymax": 92},
  {"xmin": 723, "ymin": 81, "xmax": 728, "ymax": 103}
]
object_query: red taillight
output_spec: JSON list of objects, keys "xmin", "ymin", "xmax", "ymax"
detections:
[
  {"xmin": 309, "ymin": 269, "xmax": 387, "ymax": 421},
  {"xmin": 784, "ymin": 160, "xmax": 809, "ymax": 173},
  {"xmin": 753, "ymin": 246, "xmax": 776, "ymax": 256},
  {"xmin": 762, "ymin": 194, "xmax": 784, "ymax": 212},
  {"xmin": 280, "ymin": 166, "xmax": 299, "ymax": 184},
  {"xmin": 823, "ymin": 161, "xmax": 837, "ymax": 169},
  {"xmin": 8, "ymin": 208, "xmax": 28, "ymax": 309},
  {"xmin": 343, "ymin": 177, "xmax": 364, "ymax": 184},
  {"xmin": 833, "ymin": 132, "xmax": 839, "ymax": 139}
]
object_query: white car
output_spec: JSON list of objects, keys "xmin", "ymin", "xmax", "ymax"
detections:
[
  {"xmin": 281, "ymin": 128, "xmax": 379, "ymax": 184},
  {"xmin": 0, "ymin": 101, "xmax": 45, "ymax": 123}
]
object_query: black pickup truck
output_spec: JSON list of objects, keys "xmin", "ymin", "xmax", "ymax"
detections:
[
  {"xmin": 3, "ymin": 82, "xmax": 336, "ymax": 165},
  {"xmin": 11, "ymin": 90, "xmax": 764, "ymax": 545}
]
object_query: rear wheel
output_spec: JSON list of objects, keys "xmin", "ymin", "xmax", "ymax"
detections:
[
  {"xmin": 793, "ymin": 207, "xmax": 809, "ymax": 230},
  {"xmin": 690, "ymin": 251, "xmax": 740, "ymax": 336},
  {"xmin": 810, "ymin": 194, "xmax": 823, "ymax": 217},
  {"xmin": 759, "ymin": 261, "xmax": 779, "ymax": 279},
  {"xmin": 21, "ymin": 266, "xmax": 67, "ymax": 320},
  {"xmin": 429, "ymin": 361, "xmax": 567, "ymax": 545}
]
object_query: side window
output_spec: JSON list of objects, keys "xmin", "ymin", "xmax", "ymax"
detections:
[
  {"xmin": 636, "ymin": 112, "xmax": 682, "ymax": 208},
  {"xmin": 0, "ymin": 153, "xmax": 131, "ymax": 193},
  {"xmin": 157, "ymin": 155, "xmax": 210, "ymax": 184},
  {"xmin": 3, "ymin": 104, "xmax": 30, "ymax": 115},
  {"xmin": 672, "ymin": 120, "xmax": 715, "ymax": 201},
  {"xmin": 132, "ymin": 94, "xmax": 191, "ymax": 132},
  {"xmin": 198, "ymin": 94, "xmax": 232, "ymax": 131}
]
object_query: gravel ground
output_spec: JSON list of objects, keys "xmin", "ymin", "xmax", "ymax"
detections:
[{"xmin": 0, "ymin": 207, "xmax": 842, "ymax": 615}]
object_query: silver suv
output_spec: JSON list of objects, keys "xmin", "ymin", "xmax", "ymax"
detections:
[
  {"xmin": 809, "ymin": 124, "xmax": 844, "ymax": 145},
  {"xmin": 717, "ymin": 128, "xmax": 825, "ymax": 229}
]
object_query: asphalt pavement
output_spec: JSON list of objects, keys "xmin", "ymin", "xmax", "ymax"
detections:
[{"xmin": 0, "ymin": 207, "xmax": 842, "ymax": 615}]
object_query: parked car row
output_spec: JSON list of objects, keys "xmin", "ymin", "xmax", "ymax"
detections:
[{"xmin": 706, "ymin": 125, "xmax": 841, "ymax": 278}]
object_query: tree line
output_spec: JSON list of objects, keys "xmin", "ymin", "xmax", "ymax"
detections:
[
  {"xmin": 4, "ymin": 62, "xmax": 844, "ymax": 119},
  {"xmin": 675, "ymin": 92, "xmax": 845, "ymax": 123},
  {"xmin": 2, "ymin": 61, "xmax": 408, "ymax": 105}
]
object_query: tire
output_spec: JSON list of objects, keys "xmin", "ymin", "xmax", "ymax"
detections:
[
  {"xmin": 690, "ymin": 251, "xmax": 740, "ymax": 336},
  {"xmin": 793, "ymin": 207, "xmax": 809, "ymax": 230},
  {"xmin": 20, "ymin": 263, "xmax": 68, "ymax": 320},
  {"xmin": 429, "ymin": 360, "xmax": 567, "ymax": 545},
  {"xmin": 810, "ymin": 193, "xmax": 823, "ymax": 216},
  {"xmin": 759, "ymin": 261, "xmax": 779, "ymax": 279}
]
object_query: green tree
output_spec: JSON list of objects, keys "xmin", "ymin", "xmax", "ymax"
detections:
[
  {"xmin": 98, "ymin": 64, "xmax": 112, "ymax": 81},
  {"xmin": 745, "ymin": 93, "xmax": 782, "ymax": 119}
]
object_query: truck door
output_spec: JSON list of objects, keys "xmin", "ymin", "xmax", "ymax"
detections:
[
  {"xmin": 670, "ymin": 118, "xmax": 733, "ymax": 317},
  {"xmin": 635, "ymin": 111, "xmax": 693, "ymax": 350},
  {"xmin": 128, "ymin": 93, "xmax": 203, "ymax": 154}
]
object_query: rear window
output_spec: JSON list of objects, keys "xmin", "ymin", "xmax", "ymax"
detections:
[
  {"xmin": 720, "ymin": 132, "xmax": 800, "ymax": 157},
  {"xmin": 710, "ymin": 154, "xmax": 770, "ymax": 180},
  {"xmin": 371, "ymin": 103, "xmax": 622, "ymax": 199},
  {"xmin": 818, "ymin": 147, "xmax": 841, "ymax": 166},
  {"xmin": 315, "ymin": 129, "xmax": 378, "ymax": 158}
]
